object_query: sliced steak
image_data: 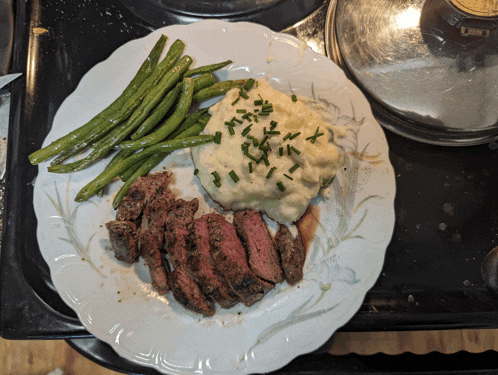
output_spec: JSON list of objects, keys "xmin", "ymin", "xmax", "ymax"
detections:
[
  {"xmin": 164, "ymin": 198, "xmax": 199, "ymax": 268},
  {"xmin": 187, "ymin": 216, "xmax": 240, "ymax": 309},
  {"xmin": 168, "ymin": 267, "xmax": 215, "ymax": 317},
  {"xmin": 138, "ymin": 190, "xmax": 176, "ymax": 295},
  {"xmin": 116, "ymin": 171, "xmax": 172, "ymax": 222},
  {"xmin": 275, "ymin": 225, "xmax": 306, "ymax": 286},
  {"xmin": 105, "ymin": 220, "xmax": 139, "ymax": 263},
  {"xmin": 206, "ymin": 213, "xmax": 273, "ymax": 307},
  {"xmin": 233, "ymin": 210, "xmax": 284, "ymax": 284}
]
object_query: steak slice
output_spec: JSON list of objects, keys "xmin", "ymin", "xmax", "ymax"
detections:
[
  {"xmin": 116, "ymin": 171, "xmax": 172, "ymax": 222},
  {"xmin": 206, "ymin": 213, "xmax": 273, "ymax": 307},
  {"xmin": 275, "ymin": 225, "xmax": 306, "ymax": 286},
  {"xmin": 168, "ymin": 267, "xmax": 215, "ymax": 317},
  {"xmin": 138, "ymin": 190, "xmax": 176, "ymax": 295},
  {"xmin": 105, "ymin": 220, "xmax": 139, "ymax": 263},
  {"xmin": 233, "ymin": 210, "xmax": 284, "ymax": 284},
  {"xmin": 164, "ymin": 198, "xmax": 199, "ymax": 268},
  {"xmin": 188, "ymin": 216, "xmax": 240, "ymax": 309}
]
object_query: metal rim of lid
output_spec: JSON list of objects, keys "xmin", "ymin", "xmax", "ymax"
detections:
[{"xmin": 324, "ymin": 0, "xmax": 498, "ymax": 147}]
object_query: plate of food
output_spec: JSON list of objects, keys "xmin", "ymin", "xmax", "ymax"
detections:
[{"xmin": 32, "ymin": 20, "xmax": 396, "ymax": 375}]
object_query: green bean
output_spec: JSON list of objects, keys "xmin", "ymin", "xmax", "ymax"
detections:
[
  {"xmin": 120, "ymin": 77, "xmax": 194, "ymax": 152},
  {"xmin": 48, "ymin": 56, "xmax": 193, "ymax": 173},
  {"xmin": 168, "ymin": 107, "xmax": 209, "ymax": 139},
  {"xmin": 192, "ymin": 73, "xmax": 217, "ymax": 93},
  {"xmin": 183, "ymin": 60, "xmax": 233, "ymax": 77},
  {"xmin": 192, "ymin": 80, "xmax": 245, "ymax": 103},
  {"xmin": 74, "ymin": 135, "xmax": 214, "ymax": 202},
  {"xmin": 130, "ymin": 82, "xmax": 182, "ymax": 140},
  {"xmin": 29, "ymin": 35, "xmax": 168, "ymax": 165},
  {"xmin": 175, "ymin": 113, "xmax": 211, "ymax": 138},
  {"xmin": 114, "ymin": 114, "xmax": 209, "ymax": 205},
  {"xmin": 50, "ymin": 40, "xmax": 187, "ymax": 166}
]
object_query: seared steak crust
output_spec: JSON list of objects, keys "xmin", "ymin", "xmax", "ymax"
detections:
[
  {"xmin": 275, "ymin": 225, "xmax": 306, "ymax": 286},
  {"xmin": 168, "ymin": 267, "xmax": 215, "ymax": 317},
  {"xmin": 105, "ymin": 220, "xmax": 139, "ymax": 263},
  {"xmin": 234, "ymin": 210, "xmax": 284, "ymax": 284},
  {"xmin": 116, "ymin": 171, "xmax": 171, "ymax": 222},
  {"xmin": 188, "ymin": 217, "xmax": 240, "ymax": 309},
  {"xmin": 206, "ymin": 213, "xmax": 273, "ymax": 307}
]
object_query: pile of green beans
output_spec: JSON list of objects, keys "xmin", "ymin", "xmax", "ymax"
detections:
[{"xmin": 28, "ymin": 35, "xmax": 245, "ymax": 205}]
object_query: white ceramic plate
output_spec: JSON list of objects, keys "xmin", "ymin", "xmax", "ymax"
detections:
[{"xmin": 33, "ymin": 20, "xmax": 396, "ymax": 375}]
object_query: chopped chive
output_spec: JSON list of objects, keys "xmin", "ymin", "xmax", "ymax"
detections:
[
  {"xmin": 284, "ymin": 174, "xmax": 293, "ymax": 180},
  {"xmin": 211, "ymin": 171, "xmax": 221, "ymax": 181},
  {"xmin": 246, "ymin": 153, "xmax": 259, "ymax": 163},
  {"xmin": 265, "ymin": 100, "xmax": 269, "ymax": 104},
  {"xmin": 261, "ymin": 153, "xmax": 270, "ymax": 166},
  {"xmin": 239, "ymin": 90, "xmax": 249, "ymax": 99},
  {"xmin": 236, "ymin": 109, "xmax": 247, "ymax": 113},
  {"xmin": 322, "ymin": 178, "xmax": 330, "ymax": 185},
  {"xmin": 283, "ymin": 132, "xmax": 292, "ymax": 141},
  {"xmin": 213, "ymin": 180, "xmax": 222, "ymax": 187},
  {"xmin": 254, "ymin": 109, "xmax": 260, "ymax": 113},
  {"xmin": 214, "ymin": 131, "xmax": 222, "ymax": 144},
  {"xmin": 231, "ymin": 97, "xmax": 240, "ymax": 106},
  {"xmin": 228, "ymin": 126, "xmax": 235, "ymax": 135},
  {"xmin": 306, "ymin": 133, "xmax": 325, "ymax": 142},
  {"xmin": 225, "ymin": 121, "xmax": 235, "ymax": 126},
  {"xmin": 263, "ymin": 127, "xmax": 267, "ymax": 135},
  {"xmin": 244, "ymin": 141, "xmax": 251, "ymax": 146},
  {"xmin": 232, "ymin": 117, "xmax": 243, "ymax": 124},
  {"xmin": 244, "ymin": 78, "xmax": 255, "ymax": 91},
  {"xmin": 242, "ymin": 144, "xmax": 249, "ymax": 154},
  {"xmin": 261, "ymin": 103, "xmax": 273, "ymax": 110},
  {"xmin": 260, "ymin": 135, "xmax": 268, "ymax": 146},
  {"xmin": 253, "ymin": 115, "xmax": 259, "ymax": 123},
  {"xmin": 270, "ymin": 120, "xmax": 278, "ymax": 129},
  {"xmin": 258, "ymin": 112, "xmax": 270, "ymax": 116},
  {"xmin": 254, "ymin": 99, "xmax": 263, "ymax": 106},
  {"xmin": 276, "ymin": 181, "xmax": 286, "ymax": 192},
  {"xmin": 279, "ymin": 147, "xmax": 284, "ymax": 156},
  {"xmin": 247, "ymin": 135, "xmax": 255, "ymax": 140},
  {"xmin": 289, "ymin": 132, "xmax": 301, "ymax": 140},
  {"xmin": 287, "ymin": 144, "xmax": 291, "ymax": 155},
  {"xmin": 291, "ymin": 94, "xmax": 297, "ymax": 102},
  {"xmin": 259, "ymin": 145, "xmax": 270, "ymax": 151},
  {"xmin": 289, "ymin": 163, "xmax": 300, "ymax": 173},
  {"xmin": 241, "ymin": 125, "xmax": 252, "ymax": 136},
  {"xmin": 194, "ymin": 168, "xmax": 199, "ymax": 175},
  {"xmin": 266, "ymin": 130, "xmax": 281, "ymax": 135},
  {"xmin": 290, "ymin": 146, "xmax": 301, "ymax": 155},
  {"xmin": 229, "ymin": 170, "xmax": 240, "ymax": 183},
  {"xmin": 249, "ymin": 162, "xmax": 253, "ymax": 173},
  {"xmin": 266, "ymin": 167, "xmax": 276, "ymax": 179},
  {"xmin": 253, "ymin": 138, "xmax": 259, "ymax": 147}
]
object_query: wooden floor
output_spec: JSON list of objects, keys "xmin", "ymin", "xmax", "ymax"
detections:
[{"xmin": 1, "ymin": 330, "xmax": 497, "ymax": 374}]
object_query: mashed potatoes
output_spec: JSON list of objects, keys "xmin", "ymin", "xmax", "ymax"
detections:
[{"xmin": 191, "ymin": 79, "xmax": 342, "ymax": 224}]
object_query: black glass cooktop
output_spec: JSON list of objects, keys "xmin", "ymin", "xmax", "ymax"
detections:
[{"xmin": 2, "ymin": 0, "xmax": 498, "ymax": 373}]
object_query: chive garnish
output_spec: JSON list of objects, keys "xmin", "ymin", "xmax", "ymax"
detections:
[
  {"xmin": 260, "ymin": 135, "xmax": 268, "ymax": 146},
  {"xmin": 261, "ymin": 103, "xmax": 273, "ymax": 110},
  {"xmin": 261, "ymin": 153, "xmax": 270, "ymax": 166},
  {"xmin": 277, "ymin": 181, "xmax": 286, "ymax": 192},
  {"xmin": 231, "ymin": 97, "xmax": 240, "ymax": 106},
  {"xmin": 254, "ymin": 99, "xmax": 263, "ymax": 106},
  {"xmin": 229, "ymin": 170, "xmax": 240, "ymax": 183},
  {"xmin": 225, "ymin": 121, "xmax": 235, "ymax": 126},
  {"xmin": 266, "ymin": 130, "xmax": 281, "ymax": 135},
  {"xmin": 249, "ymin": 162, "xmax": 253, "ymax": 173},
  {"xmin": 289, "ymin": 132, "xmax": 301, "ymax": 140},
  {"xmin": 290, "ymin": 146, "xmax": 301, "ymax": 155},
  {"xmin": 259, "ymin": 145, "xmax": 270, "ymax": 151},
  {"xmin": 214, "ymin": 131, "xmax": 222, "ymax": 144},
  {"xmin": 228, "ymin": 126, "xmax": 235, "ymax": 135},
  {"xmin": 287, "ymin": 144, "xmax": 291, "ymax": 155},
  {"xmin": 211, "ymin": 171, "xmax": 221, "ymax": 181},
  {"xmin": 258, "ymin": 112, "xmax": 270, "ymax": 116},
  {"xmin": 284, "ymin": 174, "xmax": 293, "ymax": 180},
  {"xmin": 239, "ymin": 90, "xmax": 249, "ymax": 99},
  {"xmin": 253, "ymin": 138, "xmax": 259, "ymax": 147},
  {"xmin": 270, "ymin": 120, "xmax": 278, "ymax": 129},
  {"xmin": 253, "ymin": 115, "xmax": 259, "ymax": 123},
  {"xmin": 279, "ymin": 147, "xmax": 284, "ymax": 156},
  {"xmin": 214, "ymin": 180, "xmax": 222, "ymax": 187},
  {"xmin": 194, "ymin": 168, "xmax": 199, "ymax": 175},
  {"xmin": 283, "ymin": 132, "xmax": 292, "ymax": 141},
  {"xmin": 236, "ymin": 109, "xmax": 247, "ymax": 113},
  {"xmin": 266, "ymin": 167, "xmax": 276, "ymax": 179},
  {"xmin": 291, "ymin": 94, "xmax": 297, "ymax": 102},
  {"xmin": 241, "ymin": 125, "xmax": 252, "ymax": 136},
  {"xmin": 242, "ymin": 143, "xmax": 249, "ymax": 154},
  {"xmin": 289, "ymin": 163, "xmax": 300, "ymax": 173},
  {"xmin": 232, "ymin": 117, "xmax": 243, "ymax": 124},
  {"xmin": 246, "ymin": 153, "xmax": 259, "ymax": 163},
  {"xmin": 244, "ymin": 78, "xmax": 256, "ymax": 91}
]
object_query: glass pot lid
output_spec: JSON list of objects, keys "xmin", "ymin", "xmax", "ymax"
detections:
[{"xmin": 326, "ymin": 0, "xmax": 498, "ymax": 146}]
